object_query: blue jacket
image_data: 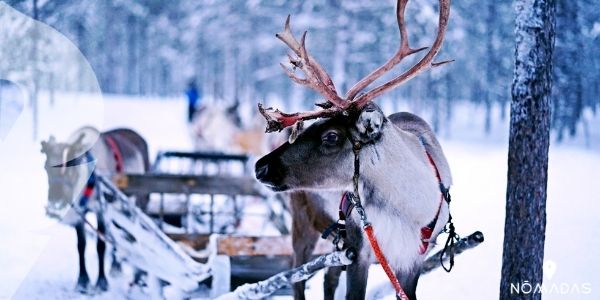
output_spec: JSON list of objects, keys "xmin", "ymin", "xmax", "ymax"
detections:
[{"xmin": 186, "ymin": 87, "xmax": 201, "ymax": 107}]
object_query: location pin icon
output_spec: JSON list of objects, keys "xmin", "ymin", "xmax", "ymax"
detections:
[{"xmin": 544, "ymin": 260, "xmax": 557, "ymax": 280}]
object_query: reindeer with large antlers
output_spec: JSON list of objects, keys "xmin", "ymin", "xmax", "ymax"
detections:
[{"xmin": 255, "ymin": 0, "xmax": 452, "ymax": 299}]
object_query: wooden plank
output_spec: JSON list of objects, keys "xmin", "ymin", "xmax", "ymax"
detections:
[
  {"xmin": 169, "ymin": 233, "xmax": 211, "ymax": 252},
  {"xmin": 167, "ymin": 234, "xmax": 332, "ymax": 258},
  {"xmin": 215, "ymin": 235, "xmax": 332, "ymax": 257},
  {"xmin": 117, "ymin": 174, "xmax": 264, "ymax": 197}
]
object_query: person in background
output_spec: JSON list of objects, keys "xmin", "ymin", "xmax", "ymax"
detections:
[{"xmin": 185, "ymin": 79, "xmax": 201, "ymax": 123}]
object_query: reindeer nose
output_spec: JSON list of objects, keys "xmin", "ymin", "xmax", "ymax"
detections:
[
  {"xmin": 255, "ymin": 148, "xmax": 287, "ymax": 190},
  {"xmin": 255, "ymin": 163, "xmax": 269, "ymax": 181}
]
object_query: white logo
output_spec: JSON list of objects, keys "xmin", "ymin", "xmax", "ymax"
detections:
[
  {"xmin": 510, "ymin": 260, "xmax": 593, "ymax": 295},
  {"xmin": 544, "ymin": 260, "xmax": 557, "ymax": 280}
]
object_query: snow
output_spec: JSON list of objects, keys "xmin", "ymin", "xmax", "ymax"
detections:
[
  {"xmin": 1, "ymin": 93, "xmax": 600, "ymax": 299},
  {"xmin": 0, "ymin": 81, "xmax": 24, "ymax": 139}
]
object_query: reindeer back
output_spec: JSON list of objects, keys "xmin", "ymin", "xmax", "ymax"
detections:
[{"xmin": 388, "ymin": 112, "xmax": 452, "ymax": 189}]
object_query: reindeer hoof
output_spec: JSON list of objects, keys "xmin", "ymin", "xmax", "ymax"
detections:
[
  {"xmin": 96, "ymin": 276, "xmax": 109, "ymax": 292},
  {"xmin": 110, "ymin": 262, "xmax": 123, "ymax": 277},
  {"xmin": 75, "ymin": 274, "xmax": 91, "ymax": 294}
]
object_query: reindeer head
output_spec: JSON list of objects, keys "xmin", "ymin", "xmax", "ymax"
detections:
[
  {"xmin": 256, "ymin": 103, "xmax": 387, "ymax": 191},
  {"xmin": 255, "ymin": 0, "xmax": 450, "ymax": 192},
  {"xmin": 41, "ymin": 133, "xmax": 92, "ymax": 219}
]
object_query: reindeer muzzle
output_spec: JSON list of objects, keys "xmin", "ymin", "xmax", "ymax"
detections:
[{"xmin": 255, "ymin": 154, "xmax": 287, "ymax": 191}]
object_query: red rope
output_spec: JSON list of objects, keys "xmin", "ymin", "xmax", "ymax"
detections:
[
  {"xmin": 104, "ymin": 136, "xmax": 124, "ymax": 173},
  {"xmin": 364, "ymin": 224, "xmax": 410, "ymax": 300}
]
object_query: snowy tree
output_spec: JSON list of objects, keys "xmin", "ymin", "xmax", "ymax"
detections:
[
  {"xmin": 500, "ymin": 0, "xmax": 554, "ymax": 299},
  {"xmin": 4, "ymin": 0, "xmax": 597, "ymax": 140}
]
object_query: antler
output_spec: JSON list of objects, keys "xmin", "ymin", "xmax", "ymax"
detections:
[
  {"xmin": 258, "ymin": 103, "xmax": 341, "ymax": 132},
  {"xmin": 351, "ymin": 0, "xmax": 452, "ymax": 108},
  {"xmin": 276, "ymin": 16, "xmax": 346, "ymax": 109},
  {"xmin": 344, "ymin": 0, "xmax": 428, "ymax": 102},
  {"xmin": 259, "ymin": 0, "xmax": 451, "ymax": 133},
  {"xmin": 260, "ymin": 15, "xmax": 350, "ymax": 132}
]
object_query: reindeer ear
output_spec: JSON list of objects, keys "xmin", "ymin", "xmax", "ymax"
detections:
[
  {"xmin": 288, "ymin": 120, "xmax": 304, "ymax": 144},
  {"xmin": 351, "ymin": 103, "xmax": 386, "ymax": 143},
  {"xmin": 41, "ymin": 135, "xmax": 56, "ymax": 153},
  {"xmin": 40, "ymin": 141, "xmax": 47, "ymax": 153}
]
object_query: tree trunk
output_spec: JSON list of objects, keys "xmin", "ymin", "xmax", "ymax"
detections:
[
  {"xmin": 31, "ymin": 0, "xmax": 39, "ymax": 140},
  {"xmin": 552, "ymin": 0, "xmax": 583, "ymax": 139},
  {"xmin": 484, "ymin": 1, "xmax": 496, "ymax": 135},
  {"xmin": 0, "ymin": 82, "xmax": 3, "ymax": 127},
  {"xmin": 500, "ymin": 0, "xmax": 555, "ymax": 299}
]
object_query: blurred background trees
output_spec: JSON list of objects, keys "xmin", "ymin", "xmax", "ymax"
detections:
[{"xmin": 5, "ymin": 0, "xmax": 599, "ymax": 140}]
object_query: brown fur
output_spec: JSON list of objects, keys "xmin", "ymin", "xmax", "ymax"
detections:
[{"xmin": 290, "ymin": 191, "xmax": 342, "ymax": 300}]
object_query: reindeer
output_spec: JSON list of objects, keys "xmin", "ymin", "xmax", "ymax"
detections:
[
  {"xmin": 190, "ymin": 102, "xmax": 285, "ymax": 156},
  {"xmin": 254, "ymin": 0, "xmax": 451, "ymax": 299},
  {"xmin": 41, "ymin": 127, "xmax": 150, "ymax": 294}
]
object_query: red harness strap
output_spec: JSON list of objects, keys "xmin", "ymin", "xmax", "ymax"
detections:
[
  {"xmin": 419, "ymin": 151, "xmax": 445, "ymax": 254},
  {"xmin": 425, "ymin": 151, "xmax": 442, "ymax": 182},
  {"xmin": 83, "ymin": 185, "xmax": 94, "ymax": 198},
  {"xmin": 329, "ymin": 145, "xmax": 447, "ymax": 299},
  {"xmin": 361, "ymin": 150, "xmax": 443, "ymax": 299},
  {"xmin": 104, "ymin": 136, "xmax": 124, "ymax": 173},
  {"xmin": 364, "ymin": 224, "xmax": 410, "ymax": 300}
]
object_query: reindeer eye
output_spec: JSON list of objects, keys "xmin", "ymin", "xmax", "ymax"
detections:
[{"xmin": 322, "ymin": 131, "xmax": 340, "ymax": 145}]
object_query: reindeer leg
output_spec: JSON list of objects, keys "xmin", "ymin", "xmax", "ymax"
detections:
[
  {"xmin": 95, "ymin": 214, "xmax": 109, "ymax": 292},
  {"xmin": 291, "ymin": 193, "xmax": 319, "ymax": 300},
  {"xmin": 396, "ymin": 267, "xmax": 421, "ymax": 300},
  {"xmin": 345, "ymin": 222, "xmax": 368, "ymax": 300},
  {"xmin": 292, "ymin": 234, "xmax": 318, "ymax": 300},
  {"xmin": 75, "ymin": 222, "xmax": 91, "ymax": 293},
  {"xmin": 345, "ymin": 259, "xmax": 369, "ymax": 300},
  {"xmin": 323, "ymin": 266, "xmax": 342, "ymax": 300}
]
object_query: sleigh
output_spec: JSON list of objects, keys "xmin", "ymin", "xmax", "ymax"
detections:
[{"xmin": 100, "ymin": 150, "xmax": 329, "ymax": 297}]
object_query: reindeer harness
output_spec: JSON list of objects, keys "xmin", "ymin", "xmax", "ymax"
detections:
[
  {"xmin": 72, "ymin": 136, "xmax": 124, "ymax": 209},
  {"xmin": 78, "ymin": 154, "xmax": 97, "ymax": 208},
  {"xmin": 322, "ymin": 138, "xmax": 458, "ymax": 300}
]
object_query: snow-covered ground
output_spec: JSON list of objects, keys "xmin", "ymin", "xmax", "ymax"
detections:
[{"xmin": 1, "ymin": 93, "xmax": 599, "ymax": 299}]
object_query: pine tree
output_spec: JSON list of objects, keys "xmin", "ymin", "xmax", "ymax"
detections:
[{"xmin": 499, "ymin": 0, "xmax": 554, "ymax": 299}]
